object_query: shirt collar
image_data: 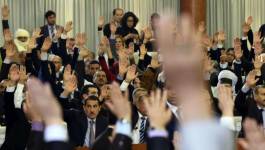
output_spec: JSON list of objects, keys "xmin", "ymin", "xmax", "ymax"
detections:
[{"xmin": 167, "ymin": 101, "xmax": 178, "ymax": 112}]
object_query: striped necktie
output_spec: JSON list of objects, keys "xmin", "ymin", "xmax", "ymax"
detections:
[
  {"xmin": 89, "ymin": 120, "xmax": 95, "ymax": 147},
  {"xmin": 139, "ymin": 117, "xmax": 146, "ymax": 143}
]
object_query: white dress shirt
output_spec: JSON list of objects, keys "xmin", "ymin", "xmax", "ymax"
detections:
[
  {"xmin": 132, "ymin": 112, "xmax": 147, "ymax": 144},
  {"xmin": 167, "ymin": 101, "xmax": 180, "ymax": 119}
]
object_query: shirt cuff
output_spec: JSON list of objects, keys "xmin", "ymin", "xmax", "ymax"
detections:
[
  {"xmin": 120, "ymin": 81, "xmax": 129, "ymax": 91},
  {"xmin": 4, "ymin": 58, "xmax": 11, "ymax": 64},
  {"xmin": 6, "ymin": 86, "xmax": 16, "ymax": 92},
  {"xmin": 148, "ymin": 129, "xmax": 168, "ymax": 138},
  {"xmin": 115, "ymin": 120, "xmax": 132, "ymax": 138},
  {"xmin": 44, "ymin": 124, "xmax": 69, "ymax": 142},
  {"xmin": 217, "ymin": 44, "xmax": 223, "ymax": 49},
  {"xmin": 233, "ymin": 59, "xmax": 242, "ymax": 64},
  {"xmin": 41, "ymin": 52, "xmax": 48, "ymax": 61},
  {"xmin": 220, "ymin": 117, "xmax": 235, "ymax": 131},
  {"xmin": 241, "ymin": 84, "xmax": 250, "ymax": 93},
  {"xmin": 31, "ymin": 122, "xmax": 44, "ymax": 131},
  {"xmin": 61, "ymin": 34, "xmax": 67, "ymax": 39},
  {"xmin": 242, "ymin": 36, "xmax": 248, "ymax": 40}
]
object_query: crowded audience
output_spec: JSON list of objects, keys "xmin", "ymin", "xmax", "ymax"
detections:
[{"xmin": 0, "ymin": 4, "xmax": 265, "ymax": 150}]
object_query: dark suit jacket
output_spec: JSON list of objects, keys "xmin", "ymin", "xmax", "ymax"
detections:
[
  {"xmin": 1, "ymin": 91, "xmax": 31, "ymax": 150},
  {"xmin": 26, "ymin": 130, "xmax": 44, "ymax": 150},
  {"xmin": 235, "ymin": 90, "xmax": 264, "ymax": 137},
  {"xmin": 147, "ymin": 137, "xmax": 170, "ymax": 150},
  {"xmin": 63, "ymin": 109, "xmax": 108, "ymax": 147}
]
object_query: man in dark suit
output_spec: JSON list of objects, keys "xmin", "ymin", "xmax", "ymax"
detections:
[
  {"xmin": 40, "ymin": 10, "xmax": 62, "ymax": 39},
  {"xmin": 100, "ymin": 8, "xmax": 124, "ymax": 38},
  {"xmin": 131, "ymin": 88, "xmax": 149, "ymax": 144},
  {"xmin": 235, "ymin": 74, "xmax": 265, "ymax": 137},
  {"xmin": 63, "ymin": 95, "xmax": 108, "ymax": 148}
]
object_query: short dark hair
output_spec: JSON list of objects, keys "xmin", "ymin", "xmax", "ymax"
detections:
[
  {"xmin": 151, "ymin": 13, "xmax": 160, "ymax": 20},
  {"xmin": 121, "ymin": 11, "xmax": 139, "ymax": 28},
  {"xmin": 89, "ymin": 60, "xmax": 100, "ymax": 66},
  {"xmin": 45, "ymin": 10, "xmax": 56, "ymax": 19},
  {"xmin": 84, "ymin": 95, "xmax": 100, "ymax": 105},
  {"xmin": 81, "ymin": 84, "xmax": 100, "ymax": 95},
  {"xmin": 112, "ymin": 8, "xmax": 123, "ymax": 16}
]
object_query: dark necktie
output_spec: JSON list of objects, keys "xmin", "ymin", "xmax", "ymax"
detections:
[
  {"xmin": 139, "ymin": 117, "xmax": 146, "ymax": 143},
  {"xmin": 89, "ymin": 120, "xmax": 95, "ymax": 147}
]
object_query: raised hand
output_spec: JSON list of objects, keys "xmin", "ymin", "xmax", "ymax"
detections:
[
  {"xmin": 27, "ymin": 78, "xmax": 63, "ymax": 125},
  {"xmin": 63, "ymin": 64, "xmax": 72, "ymax": 81},
  {"xmin": 64, "ymin": 75, "xmax": 77, "ymax": 93},
  {"xmin": 245, "ymin": 70, "xmax": 259, "ymax": 88},
  {"xmin": 202, "ymin": 35, "xmax": 213, "ymax": 48},
  {"xmin": 253, "ymin": 55, "xmax": 263, "ymax": 70},
  {"xmin": 41, "ymin": 37, "xmax": 52, "ymax": 52},
  {"xmin": 238, "ymin": 118, "xmax": 265, "ymax": 150},
  {"xmin": 144, "ymin": 89, "xmax": 171, "ymax": 129},
  {"xmin": 254, "ymin": 32, "xmax": 262, "ymax": 43},
  {"xmin": 246, "ymin": 16, "xmax": 253, "ymax": 26},
  {"xmin": 217, "ymin": 84, "xmax": 234, "ymax": 117},
  {"xmin": 18, "ymin": 65, "xmax": 28, "ymax": 84},
  {"xmin": 5, "ymin": 41, "xmax": 16, "ymax": 58},
  {"xmin": 150, "ymin": 53, "xmax": 161, "ymax": 69},
  {"xmin": 1, "ymin": 5, "xmax": 9, "ymax": 20},
  {"xmin": 76, "ymin": 33, "xmax": 86, "ymax": 47},
  {"xmin": 64, "ymin": 21, "xmax": 73, "ymax": 33},
  {"xmin": 217, "ymin": 31, "xmax": 226, "ymax": 43},
  {"xmin": 203, "ymin": 56, "xmax": 214, "ymax": 73},
  {"xmin": 106, "ymin": 82, "xmax": 131, "ymax": 120},
  {"xmin": 98, "ymin": 16, "xmax": 105, "ymax": 28},
  {"xmin": 197, "ymin": 21, "xmax": 206, "ymax": 34},
  {"xmin": 118, "ymin": 58, "xmax": 129, "ymax": 77},
  {"xmin": 125, "ymin": 65, "xmax": 138, "ymax": 82},
  {"xmin": 157, "ymin": 14, "xmax": 204, "ymax": 93},
  {"xmin": 32, "ymin": 28, "xmax": 42, "ymax": 39},
  {"xmin": 143, "ymin": 27, "xmax": 153, "ymax": 40},
  {"xmin": 23, "ymin": 92, "xmax": 42, "ymax": 122},
  {"xmin": 27, "ymin": 37, "xmax": 37, "ymax": 52},
  {"xmin": 54, "ymin": 27, "xmax": 63, "ymax": 39},
  {"xmin": 3, "ymin": 29, "xmax": 13, "ymax": 42}
]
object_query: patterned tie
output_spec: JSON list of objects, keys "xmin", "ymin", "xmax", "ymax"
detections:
[
  {"xmin": 139, "ymin": 117, "xmax": 146, "ymax": 143},
  {"xmin": 50, "ymin": 26, "xmax": 55, "ymax": 39},
  {"xmin": 89, "ymin": 120, "xmax": 95, "ymax": 147}
]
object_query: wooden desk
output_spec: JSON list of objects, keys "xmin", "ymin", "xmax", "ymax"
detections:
[{"xmin": 75, "ymin": 144, "xmax": 147, "ymax": 150}]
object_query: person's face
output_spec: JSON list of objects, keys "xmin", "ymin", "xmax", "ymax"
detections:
[
  {"xmin": 136, "ymin": 96, "xmax": 148, "ymax": 116},
  {"xmin": 167, "ymin": 89, "xmax": 178, "ymax": 106},
  {"xmin": 254, "ymin": 87, "xmax": 265, "ymax": 107},
  {"xmin": 52, "ymin": 57, "xmax": 62, "ymax": 72},
  {"xmin": 47, "ymin": 15, "xmax": 56, "ymax": 25},
  {"xmin": 115, "ymin": 38, "xmax": 124, "ymax": 50},
  {"xmin": 88, "ymin": 64, "xmax": 100, "ymax": 76},
  {"xmin": 151, "ymin": 17, "xmax": 160, "ymax": 30},
  {"xmin": 127, "ymin": 16, "xmax": 134, "ymax": 28},
  {"xmin": 17, "ymin": 36, "xmax": 28, "ymax": 43},
  {"xmin": 83, "ymin": 100, "xmax": 101, "ymax": 119},
  {"xmin": 66, "ymin": 39, "xmax": 75, "ymax": 50},
  {"xmin": 226, "ymin": 50, "xmax": 235, "ymax": 63},
  {"xmin": 114, "ymin": 9, "xmax": 124, "ymax": 23},
  {"xmin": 94, "ymin": 71, "xmax": 107, "ymax": 87}
]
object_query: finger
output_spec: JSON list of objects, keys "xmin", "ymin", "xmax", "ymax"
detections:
[{"xmin": 238, "ymin": 139, "xmax": 249, "ymax": 150}]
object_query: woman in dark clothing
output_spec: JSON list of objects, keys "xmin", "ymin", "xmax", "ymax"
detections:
[{"xmin": 116, "ymin": 12, "xmax": 140, "ymax": 49}]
